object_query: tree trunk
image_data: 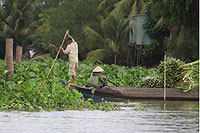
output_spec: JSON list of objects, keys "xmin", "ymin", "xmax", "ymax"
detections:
[
  {"xmin": 114, "ymin": 55, "xmax": 117, "ymax": 64},
  {"xmin": 133, "ymin": 43, "xmax": 137, "ymax": 66},
  {"xmin": 16, "ymin": 45, "xmax": 23, "ymax": 64},
  {"xmin": 5, "ymin": 38, "xmax": 14, "ymax": 77},
  {"xmin": 126, "ymin": 46, "xmax": 133, "ymax": 66}
]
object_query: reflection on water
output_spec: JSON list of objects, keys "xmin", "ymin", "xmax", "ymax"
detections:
[{"xmin": 0, "ymin": 100, "xmax": 199, "ymax": 133}]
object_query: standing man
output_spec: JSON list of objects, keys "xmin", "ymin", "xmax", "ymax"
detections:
[{"xmin": 59, "ymin": 30, "xmax": 78, "ymax": 86}]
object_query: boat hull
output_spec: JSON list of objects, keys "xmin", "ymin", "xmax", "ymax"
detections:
[{"xmin": 60, "ymin": 79, "xmax": 199, "ymax": 100}]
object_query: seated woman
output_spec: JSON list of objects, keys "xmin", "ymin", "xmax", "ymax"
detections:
[{"xmin": 86, "ymin": 66, "xmax": 107, "ymax": 88}]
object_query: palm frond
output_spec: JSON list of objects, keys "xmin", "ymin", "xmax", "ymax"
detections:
[
  {"xmin": 97, "ymin": 0, "xmax": 106, "ymax": 12},
  {"xmin": 83, "ymin": 0, "xmax": 138, "ymax": 64},
  {"xmin": 82, "ymin": 26, "xmax": 104, "ymax": 50},
  {"xmin": 17, "ymin": 0, "xmax": 27, "ymax": 10},
  {"xmin": 103, "ymin": 12, "xmax": 118, "ymax": 40},
  {"xmin": 19, "ymin": 28, "xmax": 30, "ymax": 36},
  {"xmin": 23, "ymin": 3, "xmax": 34, "ymax": 13},
  {"xmin": 86, "ymin": 49, "xmax": 109, "ymax": 63},
  {"xmin": 0, "ymin": 21, "xmax": 13, "ymax": 36},
  {"xmin": 97, "ymin": 0, "xmax": 118, "ymax": 14},
  {"xmin": 13, "ymin": 9, "xmax": 23, "ymax": 20},
  {"xmin": 28, "ymin": 21, "xmax": 39, "ymax": 28},
  {"xmin": 104, "ymin": 10, "xmax": 126, "ymax": 41},
  {"xmin": 5, "ymin": 8, "xmax": 22, "ymax": 27},
  {"xmin": 177, "ymin": 25, "xmax": 185, "ymax": 48},
  {"xmin": 182, "ymin": 60, "xmax": 199, "ymax": 67},
  {"xmin": 130, "ymin": 0, "xmax": 137, "ymax": 16},
  {"xmin": 120, "ymin": 18, "xmax": 135, "ymax": 43},
  {"xmin": 5, "ymin": 14, "xmax": 14, "ymax": 26},
  {"xmin": 103, "ymin": 0, "xmax": 134, "ymax": 40},
  {"xmin": 139, "ymin": 0, "xmax": 146, "ymax": 14},
  {"xmin": 0, "ymin": 9, "xmax": 7, "ymax": 20},
  {"xmin": 106, "ymin": 38, "xmax": 118, "ymax": 54},
  {"xmin": 100, "ymin": 18, "xmax": 106, "ymax": 30},
  {"xmin": 11, "ymin": 0, "xmax": 18, "ymax": 10},
  {"xmin": 113, "ymin": 0, "xmax": 132, "ymax": 14},
  {"xmin": 16, "ymin": 17, "xmax": 26, "ymax": 30},
  {"xmin": 153, "ymin": 17, "xmax": 163, "ymax": 29},
  {"xmin": 22, "ymin": 3, "xmax": 34, "ymax": 21},
  {"xmin": 97, "ymin": 15, "xmax": 104, "ymax": 21}
]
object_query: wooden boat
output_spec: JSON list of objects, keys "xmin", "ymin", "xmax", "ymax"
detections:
[{"xmin": 60, "ymin": 79, "xmax": 199, "ymax": 101}]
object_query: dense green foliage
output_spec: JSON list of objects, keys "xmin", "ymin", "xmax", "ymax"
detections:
[
  {"xmin": 29, "ymin": 0, "xmax": 102, "ymax": 60},
  {"xmin": 83, "ymin": 0, "xmax": 147, "ymax": 65},
  {"xmin": 148, "ymin": 0, "xmax": 198, "ymax": 28},
  {"xmin": 0, "ymin": 0, "xmax": 102, "ymax": 60},
  {"xmin": 1, "ymin": 57, "xmax": 198, "ymax": 111},
  {"xmin": 145, "ymin": 0, "xmax": 198, "ymax": 61},
  {"xmin": 0, "ymin": 59, "xmax": 119, "ymax": 111},
  {"xmin": 0, "ymin": 57, "xmax": 156, "ymax": 111},
  {"xmin": 0, "ymin": 0, "xmax": 40, "ymax": 54}
]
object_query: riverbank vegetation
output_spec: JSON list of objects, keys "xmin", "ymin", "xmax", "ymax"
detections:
[
  {"xmin": 0, "ymin": 57, "xmax": 198, "ymax": 111},
  {"xmin": 0, "ymin": 58, "xmax": 118, "ymax": 111}
]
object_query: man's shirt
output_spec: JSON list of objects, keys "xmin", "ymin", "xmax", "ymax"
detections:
[{"xmin": 63, "ymin": 40, "xmax": 78, "ymax": 63}]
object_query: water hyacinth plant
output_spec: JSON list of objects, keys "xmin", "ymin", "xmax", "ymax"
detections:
[
  {"xmin": 0, "ymin": 59, "xmax": 118, "ymax": 111},
  {"xmin": 0, "ymin": 58, "xmax": 155, "ymax": 111},
  {"xmin": 0, "ymin": 57, "xmax": 198, "ymax": 111}
]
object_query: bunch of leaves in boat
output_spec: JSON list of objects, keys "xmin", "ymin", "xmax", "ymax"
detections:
[
  {"xmin": 137, "ymin": 75, "xmax": 163, "ymax": 88},
  {"xmin": 158, "ymin": 57, "xmax": 185, "ymax": 88},
  {"xmin": 137, "ymin": 57, "xmax": 185, "ymax": 88},
  {"xmin": 177, "ymin": 60, "xmax": 199, "ymax": 92}
]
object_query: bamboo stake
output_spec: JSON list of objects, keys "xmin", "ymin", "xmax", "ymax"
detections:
[
  {"xmin": 40, "ymin": 30, "xmax": 69, "ymax": 91},
  {"xmin": 164, "ymin": 54, "xmax": 166, "ymax": 101}
]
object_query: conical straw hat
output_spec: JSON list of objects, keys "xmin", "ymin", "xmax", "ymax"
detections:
[{"xmin": 92, "ymin": 66, "xmax": 104, "ymax": 72}]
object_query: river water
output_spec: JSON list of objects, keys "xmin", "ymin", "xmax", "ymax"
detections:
[{"xmin": 0, "ymin": 100, "xmax": 199, "ymax": 133}]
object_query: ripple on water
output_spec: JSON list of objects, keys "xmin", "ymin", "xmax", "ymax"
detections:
[{"xmin": 0, "ymin": 100, "xmax": 198, "ymax": 133}]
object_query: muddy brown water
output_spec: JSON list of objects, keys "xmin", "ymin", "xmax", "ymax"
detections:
[{"xmin": 0, "ymin": 100, "xmax": 199, "ymax": 133}]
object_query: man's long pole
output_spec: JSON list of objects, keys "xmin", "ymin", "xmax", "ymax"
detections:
[
  {"xmin": 106, "ymin": 79, "xmax": 119, "ymax": 87},
  {"xmin": 40, "ymin": 30, "xmax": 69, "ymax": 92}
]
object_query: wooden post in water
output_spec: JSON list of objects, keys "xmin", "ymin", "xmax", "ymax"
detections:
[{"xmin": 164, "ymin": 54, "xmax": 166, "ymax": 101}]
